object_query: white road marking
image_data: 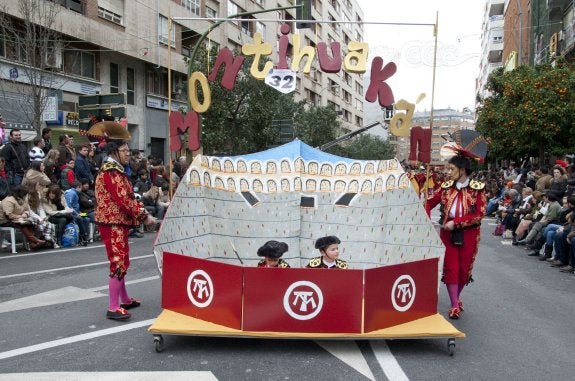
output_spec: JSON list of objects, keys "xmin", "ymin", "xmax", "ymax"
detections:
[
  {"xmin": 0, "ymin": 319, "xmax": 156, "ymax": 360},
  {"xmin": 0, "ymin": 244, "xmax": 106, "ymax": 259},
  {"xmin": 370, "ymin": 340, "xmax": 409, "ymax": 381},
  {"xmin": 0, "ymin": 276, "xmax": 160, "ymax": 313},
  {"xmin": 0, "ymin": 254, "xmax": 154, "ymax": 280},
  {"xmin": 315, "ymin": 340, "xmax": 375, "ymax": 381},
  {"xmin": 88, "ymin": 275, "xmax": 160, "ymax": 292},
  {"xmin": 0, "ymin": 372, "xmax": 218, "ymax": 381},
  {"xmin": 0, "ymin": 286, "xmax": 104, "ymax": 313}
]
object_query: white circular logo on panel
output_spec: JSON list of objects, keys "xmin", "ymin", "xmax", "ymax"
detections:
[
  {"xmin": 283, "ymin": 280, "xmax": 324, "ymax": 320},
  {"xmin": 391, "ymin": 274, "xmax": 416, "ymax": 312},
  {"xmin": 187, "ymin": 270, "xmax": 214, "ymax": 308}
]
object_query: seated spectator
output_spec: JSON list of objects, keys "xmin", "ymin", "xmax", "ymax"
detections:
[
  {"xmin": 543, "ymin": 195, "xmax": 575, "ymax": 266},
  {"xmin": 548, "ymin": 165, "xmax": 568, "ymax": 199},
  {"xmin": 0, "ymin": 157, "xmax": 9, "ymax": 201},
  {"xmin": 43, "ymin": 149, "xmax": 60, "ymax": 184},
  {"xmin": 523, "ymin": 192, "xmax": 562, "ymax": 256},
  {"xmin": 510, "ymin": 188, "xmax": 534, "ymax": 244},
  {"xmin": 515, "ymin": 192, "xmax": 544, "ymax": 242},
  {"xmin": 562, "ymin": 220, "xmax": 575, "ymax": 273},
  {"xmin": 141, "ymin": 179, "xmax": 167, "ymax": 220},
  {"xmin": 133, "ymin": 169, "xmax": 151, "ymax": 195},
  {"xmin": 64, "ymin": 181, "xmax": 90, "ymax": 245},
  {"xmin": 79, "ymin": 179, "xmax": 96, "ymax": 241},
  {"xmin": 486, "ymin": 181, "xmax": 508, "ymax": 216},
  {"xmin": 498, "ymin": 189, "xmax": 522, "ymax": 229},
  {"xmin": 27, "ymin": 190, "xmax": 57, "ymax": 247},
  {"xmin": 42, "ymin": 184, "xmax": 74, "ymax": 246},
  {"xmin": 59, "ymin": 159, "xmax": 76, "ymax": 191},
  {"xmin": 0, "ymin": 185, "xmax": 46, "ymax": 250},
  {"xmin": 22, "ymin": 161, "xmax": 51, "ymax": 196}
]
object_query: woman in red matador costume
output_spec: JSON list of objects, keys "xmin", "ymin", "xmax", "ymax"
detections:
[
  {"xmin": 425, "ymin": 152, "xmax": 486, "ymax": 320},
  {"xmin": 93, "ymin": 126, "xmax": 157, "ymax": 321}
]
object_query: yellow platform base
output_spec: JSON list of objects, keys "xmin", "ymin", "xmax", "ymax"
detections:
[{"xmin": 148, "ymin": 309, "xmax": 465, "ymax": 339}]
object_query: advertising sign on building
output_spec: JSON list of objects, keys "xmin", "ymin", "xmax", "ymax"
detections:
[{"xmin": 42, "ymin": 96, "xmax": 58, "ymax": 122}]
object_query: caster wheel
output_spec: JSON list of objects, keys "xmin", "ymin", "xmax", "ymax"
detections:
[
  {"xmin": 447, "ymin": 338, "xmax": 455, "ymax": 356},
  {"xmin": 153, "ymin": 335, "xmax": 165, "ymax": 353}
]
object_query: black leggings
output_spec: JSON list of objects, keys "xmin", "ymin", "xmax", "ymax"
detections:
[{"xmin": 48, "ymin": 215, "xmax": 69, "ymax": 245}]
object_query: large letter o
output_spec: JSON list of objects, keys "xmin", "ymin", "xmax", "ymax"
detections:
[{"xmin": 188, "ymin": 72, "xmax": 211, "ymax": 113}]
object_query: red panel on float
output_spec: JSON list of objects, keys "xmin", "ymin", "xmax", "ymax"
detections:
[
  {"xmin": 162, "ymin": 252, "xmax": 243, "ymax": 330},
  {"xmin": 243, "ymin": 268, "xmax": 363, "ymax": 333},
  {"xmin": 364, "ymin": 258, "xmax": 439, "ymax": 332}
]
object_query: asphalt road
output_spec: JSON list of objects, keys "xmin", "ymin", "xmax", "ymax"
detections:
[{"xmin": 0, "ymin": 219, "xmax": 574, "ymax": 381}]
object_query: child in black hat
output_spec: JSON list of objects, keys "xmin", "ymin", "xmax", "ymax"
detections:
[
  {"xmin": 306, "ymin": 235, "xmax": 347, "ymax": 269},
  {"xmin": 257, "ymin": 240, "xmax": 290, "ymax": 268}
]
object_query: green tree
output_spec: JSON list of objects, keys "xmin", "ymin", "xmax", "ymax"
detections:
[
  {"xmin": 329, "ymin": 134, "xmax": 396, "ymax": 160},
  {"xmin": 476, "ymin": 62, "xmax": 575, "ymax": 163},
  {"xmin": 293, "ymin": 104, "xmax": 341, "ymax": 148}
]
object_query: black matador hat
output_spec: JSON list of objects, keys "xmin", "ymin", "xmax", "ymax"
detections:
[
  {"xmin": 315, "ymin": 236, "xmax": 341, "ymax": 250},
  {"xmin": 257, "ymin": 241, "xmax": 289, "ymax": 259}
]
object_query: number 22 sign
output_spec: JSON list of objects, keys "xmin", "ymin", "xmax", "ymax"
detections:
[{"xmin": 265, "ymin": 69, "xmax": 296, "ymax": 94}]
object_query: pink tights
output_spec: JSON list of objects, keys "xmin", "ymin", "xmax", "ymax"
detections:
[
  {"xmin": 108, "ymin": 277, "xmax": 131, "ymax": 311},
  {"xmin": 446, "ymin": 283, "xmax": 465, "ymax": 308}
]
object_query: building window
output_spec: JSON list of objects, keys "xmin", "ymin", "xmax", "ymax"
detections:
[
  {"xmin": 110, "ymin": 63, "xmax": 119, "ymax": 93},
  {"xmin": 98, "ymin": 0, "xmax": 124, "ymax": 24},
  {"xmin": 0, "ymin": 34, "xmax": 4, "ymax": 57},
  {"xmin": 255, "ymin": 0, "xmax": 265, "ymax": 6},
  {"xmin": 127, "ymin": 67, "xmax": 135, "ymax": 105},
  {"xmin": 256, "ymin": 21, "xmax": 266, "ymax": 36},
  {"xmin": 206, "ymin": 6, "xmax": 217, "ymax": 19},
  {"xmin": 228, "ymin": 0, "xmax": 238, "ymax": 16},
  {"xmin": 182, "ymin": 0, "xmax": 200, "ymax": 16},
  {"xmin": 241, "ymin": 17, "xmax": 254, "ymax": 36},
  {"xmin": 158, "ymin": 15, "xmax": 176, "ymax": 47},
  {"xmin": 63, "ymin": 50, "xmax": 95, "ymax": 79},
  {"xmin": 147, "ymin": 69, "xmax": 168, "ymax": 97},
  {"xmin": 344, "ymin": 72, "xmax": 351, "ymax": 85}
]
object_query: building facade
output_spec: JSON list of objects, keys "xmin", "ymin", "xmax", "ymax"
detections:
[
  {"xmin": 0, "ymin": 0, "xmax": 365, "ymax": 160},
  {"xmin": 389, "ymin": 108, "xmax": 475, "ymax": 166},
  {"xmin": 477, "ymin": 0, "xmax": 505, "ymax": 99}
]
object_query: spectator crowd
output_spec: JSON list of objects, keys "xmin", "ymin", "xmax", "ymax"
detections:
[
  {"xmin": 0, "ymin": 128, "xmax": 187, "ymax": 251},
  {"xmin": 476, "ymin": 161, "xmax": 575, "ymax": 275}
]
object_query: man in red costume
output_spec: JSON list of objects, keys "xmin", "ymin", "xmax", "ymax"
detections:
[
  {"xmin": 95, "ymin": 139, "xmax": 157, "ymax": 320},
  {"xmin": 425, "ymin": 154, "xmax": 486, "ymax": 320}
]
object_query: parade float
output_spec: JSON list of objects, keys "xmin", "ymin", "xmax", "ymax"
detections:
[{"xmin": 148, "ymin": 8, "xmax": 466, "ymax": 355}]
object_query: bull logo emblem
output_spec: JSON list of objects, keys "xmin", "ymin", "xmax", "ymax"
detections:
[
  {"xmin": 187, "ymin": 270, "xmax": 214, "ymax": 308},
  {"xmin": 283, "ymin": 281, "xmax": 324, "ymax": 320},
  {"xmin": 391, "ymin": 275, "xmax": 416, "ymax": 312}
]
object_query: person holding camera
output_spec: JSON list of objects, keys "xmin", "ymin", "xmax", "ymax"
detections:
[{"xmin": 425, "ymin": 154, "xmax": 487, "ymax": 320}]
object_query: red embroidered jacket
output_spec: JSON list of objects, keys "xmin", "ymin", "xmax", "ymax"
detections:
[
  {"xmin": 425, "ymin": 179, "xmax": 487, "ymax": 229},
  {"xmin": 95, "ymin": 160, "xmax": 147, "ymax": 226}
]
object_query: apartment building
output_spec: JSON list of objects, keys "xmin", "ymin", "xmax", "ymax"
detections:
[
  {"xmin": 388, "ymin": 108, "xmax": 475, "ymax": 166},
  {"xmin": 0, "ymin": 0, "xmax": 365, "ymax": 160},
  {"xmin": 477, "ymin": 0, "xmax": 505, "ymax": 99}
]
